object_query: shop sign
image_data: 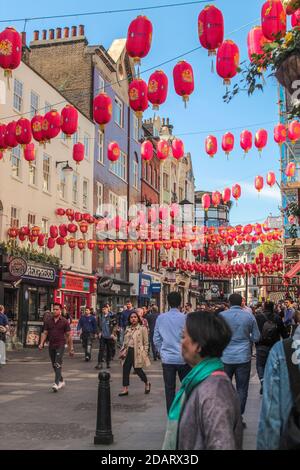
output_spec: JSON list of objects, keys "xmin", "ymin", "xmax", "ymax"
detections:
[
  {"xmin": 151, "ymin": 283, "xmax": 161, "ymax": 294},
  {"xmin": 70, "ymin": 319, "xmax": 81, "ymax": 341},
  {"xmin": 190, "ymin": 278, "xmax": 199, "ymax": 289},
  {"xmin": 139, "ymin": 274, "xmax": 152, "ymax": 298},
  {"xmin": 61, "ymin": 275, "xmax": 90, "ymax": 292},
  {"xmin": 166, "ymin": 271, "xmax": 176, "ymax": 283},
  {"xmin": 111, "ymin": 284, "xmax": 121, "ymax": 293},
  {"xmin": 23, "ymin": 264, "xmax": 56, "ymax": 283},
  {"xmin": 8, "ymin": 257, "xmax": 28, "ymax": 278},
  {"xmin": 98, "ymin": 277, "xmax": 114, "ymax": 290}
]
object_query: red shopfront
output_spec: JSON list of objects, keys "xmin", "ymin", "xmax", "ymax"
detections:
[{"xmin": 54, "ymin": 271, "xmax": 96, "ymax": 320}]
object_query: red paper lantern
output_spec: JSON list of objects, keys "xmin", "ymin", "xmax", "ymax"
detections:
[
  {"xmin": 232, "ymin": 184, "xmax": 241, "ymax": 201},
  {"xmin": 0, "ymin": 124, "xmax": 7, "ymax": 151},
  {"xmin": 117, "ymin": 242, "xmax": 126, "ymax": 252},
  {"xmin": 0, "ymin": 150, "xmax": 3, "ymax": 161},
  {"xmin": 247, "ymin": 26, "xmax": 269, "ymax": 64},
  {"xmin": 80, "ymin": 222, "xmax": 89, "ymax": 234},
  {"xmin": 37, "ymin": 234, "xmax": 46, "ymax": 247},
  {"xmin": 126, "ymin": 243, "xmax": 134, "ymax": 252},
  {"xmin": 19, "ymin": 226, "xmax": 30, "ymax": 236},
  {"xmin": 24, "ymin": 143, "xmax": 35, "ymax": 162},
  {"xmin": 93, "ymin": 93, "xmax": 112, "ymax": 129},
  {"xmin": 267, "ymin": 171, "xmax": 276, "ymax": 187},
  {"xmin": 216, "ymin": 40, "xmax": 240, "ymax": 86},
  {"xmin": 31, "ymin": 115, "xmax": 44, "ymax": 144},
  {"xmin": 261, "ymin": 0, "xmax": 286, "ymax": 40},
  {"xmin": 286, "ymin": 162, "xmax": 296, "ymax": 177},
  {"xmin": 147, "ymin": 70, "xmax": 168, "ymax": 110},
  {"xmin": 205, "ymin": 135, "xmax": 218, "ymax": 158},
  {"xmin": 141, "ymin": 140, "xmax": 153, "ymax": 161},
  {"xmin": 255, "ymin": 129, "xmax": 268, "ymax": 153},
  {"xmin": 47, "ymin": 238, "xmax": 56, "ymax": 249},
  {"xmin": 16, "ymin": 118, "xmax": 32, "ymax": 146},
  {"xmin": 172, "ymin": 138, "xmax": 184, "ymax": 160},
  {"xmin": 68, "ymin": 238, "xmax": 76, "ymax": 249},
  {"xmin": 291, "ymin": 9, "xmax": 300, "ymax": 27},
  {"xmin": 126, "ymin": 16, "xmax": 153, "ymax": 64},
  {"xmin": 75, "ymin": 212, "xmax": 83, "ymax": 223},
  {"xmin": 8, "ymin": 227, "xmax": 18, "ymax": 238},
  {"xmin": 202, "ymin": 193, "xmax": 211, "ymax": 211},
  {"xmin": 107, "ymin": 243, "xmax": 115, "ymax": 251},
  {"xmin": 56, "ymin": 208, "xmax": 65, "ymax": 216},
  {"xmin": 255, "ymin": 175, "xmax": 264, "ymax": 192},
  {"xmin": 128, "ymin": 78, "xmax": 148, "ymax": 118},
  {"xmin": 240, "ymin": 130, "xmax": 253, "ymax": 154},
  {"xmin": 61, "ymin": 105, "xmax": 78, "ymax": 137},
  {"xmin": 73, "ymin": 142, "xmax": 84, "ymax": 165},
  {"xmin": 108, "ymin": 141, "xmax": 120, "ymax": 162},
  {"xmin": 68, "ymin": 223, "xmax": 77, "ymax": 234},
  {"xmin": 157, "ymin": 140, "xmax": 170, "ymax": 160},
  {"xmin": 222, "ymin": 132, "xmax": 234, "ymax": 157},
  {"xmin": 274, "ymin": 123, "xmax": 287, "ymax": 145},
  {"xmin": 59, "ymin": 224, "xmax": 68, "ymax": 237},
  {"xmin": 50, "ymin": 225, "xmax": 58, "ymax": 239},
  {"xmin": 198, "ymin": 5, "xmax": 224, "ymax": 55},
  {"xmin": 77, "ymin": 239, "xmax": 86, "ymax": 250},
  {"xmin": 57, "ymin": 237, "xmax": 66, "ymax": 246},
  {"xmin": 0, "ymin": 27, "xmax": 22, "ymax": 78},
  {"xmin": 222, "ymin": 187, "xmax": 231, "ymax": 204},
  {"xmin": 5, "ymin": 121, "xmax": 18, "ymax": 148},
  {"xmin": 212, "ymin": 191, "xmax": 222, "ymax": 207},
  {"xmin": 173, "ymin": 61, "xmax": 194, "ymax": 105},
  {"xmin": 87, "ymin": 240, "xmax": 96, "ymax": 250},
  {"xmin": 43, "ymin": 110, "xmax": 61, "ymax": 141},
  {"xmin": 288, "ymin": 120, "xmax": 300, "ymax": 143}
]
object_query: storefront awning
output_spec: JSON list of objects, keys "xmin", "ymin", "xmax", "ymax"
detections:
[{"xmin": 285, "ymin": 260, "xmax": 300, "ymax": 279}]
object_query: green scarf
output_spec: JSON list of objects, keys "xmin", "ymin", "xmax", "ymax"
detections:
[{"xmin": 162, "ymin": 357, "xmax": 224, "ymax": 450}]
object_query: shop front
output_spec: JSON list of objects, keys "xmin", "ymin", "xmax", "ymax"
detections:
[
  {"xmin": 139, "ymin": 273, "xmax": 152, "ymax": 307},
  {"xmin": 151, "ymin": 282, "xmax": 161, "ymax": 311},
  {"xmin": 189, "ymin": 277, "xmax": 200, "ymax": 309},
  {"xmin": 97, "ymin": 276, "xmax": 132, "ymax": 313},
  {"xmin": 55, "ymin": 271, "xmax": 96, "ymax": 320}
]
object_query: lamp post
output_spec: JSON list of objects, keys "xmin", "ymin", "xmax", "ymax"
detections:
[{"xmin": 55, "ymin": 161, "xmax": 74, "ymax": 173}]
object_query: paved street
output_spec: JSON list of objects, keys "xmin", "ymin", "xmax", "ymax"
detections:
[{"xmin": 0, "ymin": 346, "xmax": 260, "ymax": 450}]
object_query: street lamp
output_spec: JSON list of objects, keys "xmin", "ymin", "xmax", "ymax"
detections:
[{"xmin": 55, "ymin": 161, "xmax": 73, "ymax": 173}]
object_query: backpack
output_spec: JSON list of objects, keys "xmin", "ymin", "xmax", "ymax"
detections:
[
  {"xmin": 261, "ymin": 315, "xmax": 278, "ymax": 345},
  {"xmin": 279, "ymin": 338, "xmax": 300, "ymax": 450}
]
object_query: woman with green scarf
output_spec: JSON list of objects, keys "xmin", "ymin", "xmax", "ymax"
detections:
[{"xmin": 163, "ymin": 311, "xmax": 243, "ymax": 450}]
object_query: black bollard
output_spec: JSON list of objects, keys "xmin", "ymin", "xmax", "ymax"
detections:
[{"xmin": 94, "ymin": 371, "xmax": 114, "ymax": 445}]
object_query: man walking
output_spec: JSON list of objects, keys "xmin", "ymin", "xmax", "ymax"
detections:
[
  {"xmin": 146, "ymin": 305, "xmax": 160, "ymax": 360},
  {"xmin": 0, "ymin": 305, "xmax": 9, "ymax": 366},
  {"xmin": 77, "ymin": 307, "xmax": 97, "ymax": 361},
  {"xmin": 119, "ymin": 300, "xmax": 134, "ymax": 345},
  {"xmin": 283, "ymin": 297, "xmax": 295, "ymax": 336},
  {"xmin": 95, "ymin": 305, "xmax": 118, "ymax": 370},
  {"xmin": 39, "ymin": 303, "xmax": 74, "ymax": 392},
  {"xmin": 219, "ymin": 294, "xmax": 260, "ymax": 427},
  {"xmin": 154, "ymin": 292, "xmax": 190, "ymax": 412}
]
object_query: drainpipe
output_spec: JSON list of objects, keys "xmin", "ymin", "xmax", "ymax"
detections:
[{"xmin": 127, "ymin": 106, "xmax": 131, "ymax": 285}]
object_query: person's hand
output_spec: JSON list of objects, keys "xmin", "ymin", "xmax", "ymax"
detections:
[{"xmin": 38, "ymin": 343, "xmax": 44, "ymax": 350}]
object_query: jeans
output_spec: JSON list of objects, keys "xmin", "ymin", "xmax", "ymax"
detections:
[
  {"xmin": 49, "ymin": 347, "xmax": 65, "ymax": 385},
  {"xmin": 256, "ymin": 346, "xmax": 270, "ymax": 382},
  {"xmin": 0, "ymin": 340, "xmax": 6, "ymax": 364},
  {"xmin": 223, "ymin": 361, "xmax": 251, "ymax": 415},
  {"xmin": 150, "ymin": 334, "xmax": 158, "ymax": 360},
  {"xmin": 81, "ymin": 332, "xmax": 93, "ymax": 359},
  {"xmin": 162, "ymin": 363, "xmax": 191, "ymax": 413},
  {"xmin": 122, "ymin": 347, "xmax": 148, "ymax": 387},
  {"xmin": 98, "ymin": 337, "xmax": 114, "ymax": 364}
]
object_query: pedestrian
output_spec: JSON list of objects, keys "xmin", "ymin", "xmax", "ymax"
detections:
[
  {"xmin": 283, "ymin": 297, "xmax": 295, "ymax": 337},
  {"xmin": 136, "ymin": 307, "xmax": 149, "ymax": 331},
  {"xmin": 118, "ymin": 311, "xmax": 151, "ymax": 396},
  {"xmin": 146, "ymin": 305, "xmax": 160, "ymax": 360},
  {"xmin": 184, "ymin": 303, "xmax": 193, "ymax": 315},
  {"xmin": 154, "ymin": 291, "xmax": 191, "ymax": 413},
  {"xmin": 95, "ymin": 305, "xmax": 118, "ymax": 370},
  {"xmin": 119, "ymin": 300, "xmax": 135, "ymax": 345},
  {"xmin": 77, "ymin": 307, "xmax": 97, "ymax": 361},
  {"xmin": 0, "ymin": 305, "xmax": 9, "ymax": 366},
  {"xmin": 257, "ymin": 325, "xmax": 300, "ymax": 449},
  {"xmin": 39, "ymin": 303, "xmax": 74, "ymax": 392},
  {"xmin": 292, "ymin": 310, "xmax": 300, "ymax": 335},
  {"xmin": 255, "ymin": 301, "xmax": 287, "ymax": 394},
  {"xmin": 219, "ymin": 293, "xmax": 261, "ymax": 428},
  {"xmin": 62, "ymin": 304, "xmax": 72, "ymax": 324},
  {"xmin": 163, "ymin": 311, "xmax": 243, "ymax": 450}
]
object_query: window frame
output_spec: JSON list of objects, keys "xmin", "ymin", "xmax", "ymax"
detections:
[
  {"xmin": 11, "ymin": 145, "xmax": 22, "ymax": 179},
  {"xmin": 97, "ymin": 129, "xmax": 104, "ymax": 164},
  {"xmin": 84, "ymin": 133, "xmax": 90, "ymax": 160},
  {"xmin": 13, "ymin": 78, "xmax": 23, "ymax": 112},
  {"xmin": 82, "ymin": 178, "xmax": 88, "ymax": 209},
  {"xmin": 96, "ymin": 181, "xmax": 103, "ymax": 216},
  {"xmin": 114, "ymin": 96, "xmax": 124, "ymax": 128},
  {"xmin": 109, "ymin": 150, "xmax": 127, "ymax": 182},
  {"xmin": 30, "ymin": 91, "xmax": 39, "ymax": 118},
  {"xmin": 10, "ymin": 206, "xmax": 20, "ymax": 228},
  {"xmin": 42, "ymin": 154, "xmax": 51, "ymax": 193},
  {"xmin": 72, "ymin": 173, "xmax": 79, "ymax": 205}
]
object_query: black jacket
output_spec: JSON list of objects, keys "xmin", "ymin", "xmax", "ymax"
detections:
[
  {"xmin": 255, "ymin": 311, "xmax": 287, "ymax": 347},
  {"xmin": 145, "ymin": 312, "xmax": 160, "ymax": 335}
]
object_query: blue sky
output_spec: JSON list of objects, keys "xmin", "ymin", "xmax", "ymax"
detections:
[{"xmin": 1, "ymin": 0, "xmax": 287, "ymax": 225}]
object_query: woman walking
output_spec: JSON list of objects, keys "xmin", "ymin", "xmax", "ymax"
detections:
[
  {"xmin": 119, "ymin": 312, "xmax": 151, "ymax": 396},
  {"xmin": 163, "ymin": 311, "xmax": 243, "ymax": 450}
]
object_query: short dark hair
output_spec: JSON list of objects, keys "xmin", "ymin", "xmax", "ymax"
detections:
[
  {"xmin": 229, "ymin": 294, "xmax": 242, "ymax": 307},
  {"xmin": 186, "ymin": 311, "xmax": 232, "ymax": 358},
  {"xmin": 128, "ymin": 311, "xmax": 142, "ymax": 325},
  {"xmin": 186, "ymin": 302, "xmax": 192, "ymax": 308},
  {"xmin": 53, "ymin": 303, "xmax": 62, "ymax": 310},
  {"xmin": 168, "ymin": 291, "xmax": 182, "ymax": 308},
  {"xmin": 264, "ymin": 301, "xmax": 274, "ymax": 314}
]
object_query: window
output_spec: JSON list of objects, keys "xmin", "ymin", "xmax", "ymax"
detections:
[
  {"xmin": 114, "ymin": 96, "xmax": 123, "ymax": 128},
  {"xmin": 73, "ymin": 129, "xmax": 79, "ymax": 145},
  {"xmin": 10, "ymin": 207, "xmax": 20, "ymax": 228},
  {"xmin": 98, "ymin": 74, "xmax": 105, "ymax": 93},
  {"xmin": 154, "ymin": 169, "xmax": 158, "ymax": 189},
  {"xmin": 30, "ymin": 91, "xmax": 39, "ymax": 117},
  {"xmin": 133, "ymin": 155, "xmax": 138, "ymax": 189},
  {"xmin": 84, "ymin": 133, "xmax": 90, "ymax": 159},
  {"xmin": 96, "ymin": 182, "xmax": 103, "ymax": 216},
  {"xmin": 28, "ymin": 213, "xmax": 36, "ymax": 227},
  {"xmin": 72, "ymin": 174, "xmax": 78, "ymax": 204},
  {"xmin": 45, "ymin": 101, "xmax": 51, "ymax": 113},
  {"xmin": 43, "ymin": 154, "xmax": 50, "ymax": 192},
  {"xmin": 98, "ymin": 130, "xmax": 104, "ymax": 163},
  {"xmin": 81, "ymin": 235, "xmax": 87, "ymax": 266},
  {"xmin": 119, "ymin": 197, "xmax": 128, "ymax": 221},
  {"xmin": 149, "ymin": 165, "xmax": 153, "ymax": 185},
  {"xmin": 13, "ymin": 79, "xmax": 23, "ymax": 112},
  {"xmin": 59, "ymin": 169, "xmax": 66, "ymax": 199},
  {"xmin": 29, "ymin": 159, "xmax": 37, "ymax": 186},
  {"xmin": 83, "ymin": 179, "xmax": 88, "ymax": 209},
  {"xmin": 11, "ymin": 145, "xmax": 21, "ymax": 178},
  {"xmin": 41, "ymin": 218, "xmax": 48, "ymax": 233},
  {"xmin": 108, "ymin": 192, "xmax": 127, "ymax": 220},
  {"xmin": 179, "ymin": 187, "xmax": 184, "ymax": 202},
  {"xmin": 71, "ymin": 247, "xmax": 75, "ymax": 265},
  {"xmin": 163, "ymin": 173, "xmax": 169, "ymax": 190},
  {"xmin": 133, "ymin": 114, "xmax": 139, "ymax": 142},
  {"xmin": 59, "ymin": 246, "xmax": 64, "ymax": 262},
  {"xmin": 110, "ymin": 151, "xmax": 127, "ymax": 181}
]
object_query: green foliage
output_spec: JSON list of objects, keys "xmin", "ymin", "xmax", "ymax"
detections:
[
  {"xmin": 0, "ymin": 241, "xmax": 60, "ymax": 267},
  {"xmin": 255, "ymin": 240, "xmax": 282, "ymax": 258}
]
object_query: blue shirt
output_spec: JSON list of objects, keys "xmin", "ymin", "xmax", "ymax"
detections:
[
  {"xmin": 0, "ymin": 314, "xmax": 8, "ymax": 327},
  {"xmin": 220, "ymin": 306, "xmax": 261, "ymax": 364},
  {"xmin": 99, "ymin": 313, "xmax": 114, "ymax": 339},
  {"xmin": 284, "ymin": 307, "xmax": 295, "ymax": 326},
  {"xmin": 153, "ymin": 308, "xmax": 186, "ymax": 365},
  {"xmin": 77, "ymin": 315, "xmax": 97, "ymax": 334}
]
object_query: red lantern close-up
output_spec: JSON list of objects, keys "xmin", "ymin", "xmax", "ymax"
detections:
[
  {"xmin": 128, "ymin": 78, "xmax": 148, "ymax": 118},
  {"xmin": 267, "ymin": 171, "xmax": 276, "ymax": 187},
  {"xmin": 0, "ymin": 124, "xmax": 7, "ymax": 151},
  {"xmin": 93, "ymin": 93, "xmax": 112, "ymax": 129},
  {"xmin": 87, "ymin": 240, "xmax": 96, "ymax": 250},
  {"xmin": 255, "ymin": 175, "xmax": 264, "ymax": 192},
  {"xmin": 31, "ymin": 115, "xmax": 44, "ymax": 144},
  {"xmin": 141, "ymin": 140, "xmax": 153, "ymax": 161},
  {"xmin": 255, "ymin": 129, "xmax": 268, "ymax": 153},
  {"xmin": 202, "ymin": 193, "xmax": 211, "ymax": 211},
  {"xmin": 57, "ymin": 237, "xmax": 66, "ymax": 246},
  {"xmin": 216, "ymin": 40, "xmax": 240, "ymax": 86},
  {"xmin": 0, "ymin": 27, "xmax": 22, "ymax": 79},
  {"xmin": 43, "ymin": 110, "xmax": 61, "ymax": 141},
  {"xmin": 274, "ymin": 123, "xmax": 287, "ymax": 145},
  {"xmin": 73, "ymin": 142, "xmax": 85, "ymax": 165},
  {"xmin": 23, "ymin": 143, "xmax": 35, "ymax": 162},
  {"xmin": 68, "ymin": 238, "xmax": 76, "ymax": 249},
  {"xmin": 212, "ymin": 191, "xmax": 222, "ymax": 207},
  {"xmin": 222, "ymin": 187, "xmax": 231, "ymax": 204},
  {"xmin": 247, "ymin": 26, "xmax": 269, "ymax": 64},
  {"xmin": 77, "ymin": 239, "xmax": 87, "ymax": 251},
  {"xmin": 16, "ymin": 118, "xmax": 32, "ymax": 146},
  {"xmin": 108, "ymin": 141, "xmax": 120, "ymax": 162},
  {"xmin": 56, "ymin": 208, "xmax": 65, "ymax": 216},
  {"xmin": 261, "ymin": 0, "xmax": 286, "ymax": 40},
  {"xmin": 222, "ymin": 132, "xmax": 234, "ymax": 158},
  {"xmin": 205, "ymin": 135, "xmax": 218, "ymax": 158},
  {"xmin": 240, "ymin": 130, "xmax": 253, "ymax": 154},
  {"xmin": 147, "ymin": 70, "xmax": 168, "ymax": 110},
  {"xmin": 61, "ymin": 105, "xmax": 78, "ymax": 137},
  {"xmin": 5, "ymin": 121, "xmax": 18, "ymax": 148},
  {"xmin": 47, "ymin": 238, "xmax": 56, "ymax": 250},
  {"xmin": 232, "ymin": 184, "xmax": 241, "ymax": 201},
  {"xmin": 126, "ymin": 16, "xmax": 153, "ymax": 65},
  {"xmin": 291, "ymin": 8, "xmax": 300, "ymax": 28},
  {"xmin": 68, "ymin": 223, "xmax": 77, "ymax": 234},
  {"xmin": 173, "ymin": 61, "xmax": 195, "ymax": 105},
  {"xmin": 288, "ymin": 120, "xmax": 300, "ymax": 143},
  {"xmin": 50, "ymin": 225, "xmax": 58, "ymax": 238},
  {"xmin": 59, "ymin": 224, "xmax": 68, "ymax": 237},
  {"xmin": 38, "ymin": 234, "xmax": 46, "ymax": 247},
  {"xmin": 79, "ymin": 222, "xmax": 89, "ymax": 234},
  {"xmin": 157, "ymin": 140, "xmax": 170, "ymax": 160},
  {"xmin": 286, "ymin": 162, "xmax": 296, "ymax": 177},
  {"xmin": 198, "ymin": 5, "xmax": 224, "ymax": 55},
  {"xmin": 172, "ymin": 138, "xmax": 184, "ymax": 160}
]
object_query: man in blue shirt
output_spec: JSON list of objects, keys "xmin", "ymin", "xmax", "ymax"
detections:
[
  {"xmin": 219, "ymin": 293, "xmax": 260, "ymax": 426},
  {"xmin": 154, "ymin": 292, "xmax": 190, "ymax": 412},
  {"xmin": 77, "ymin": 308, "xmax": 97, "ymax": 362},
  {"xmin": 95, "ymin": 305, "xmax": 118, "ymax": 370}
]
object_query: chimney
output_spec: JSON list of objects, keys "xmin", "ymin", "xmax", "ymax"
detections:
[
  {"xmin": 21, "ymin": 32, "xmax": 26, "ymax": 46},
  {"xmin": 79, "ymin": 25, "xmax": 84, "ymax": 36},
  {"xmin": 64, "ymin": 27, "xmax": 69, "ymax": 38},
  {"xmin": 166, "ymin": 118, "xmax": 170, "ymax": 125},
  {"xmin": 56, "ymin": 27, "xmax": 62, "ymax": 39},
  {"xmin": 71, "ymin": 26, "xmax": 77, "ymax": 37},
  {"xmin": 49, "ymin": 29, "xmax": 54, "ymax": 40},
  {"xmin": 42, "ymin": 29, "xmax": 47, "ymax": 40},
  {"xmin": 33, "ymin": 30, "xmax": 39, "ymax": 41}
]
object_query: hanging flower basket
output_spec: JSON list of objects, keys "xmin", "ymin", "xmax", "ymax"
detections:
[{"xmin": 275, "ymin": 52, "xmax": 300, "ymax": 95}]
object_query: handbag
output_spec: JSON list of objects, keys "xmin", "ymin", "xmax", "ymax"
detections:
[{"xmin": 119, "ymin": 346, "xmax": 128, "ymax": 360}]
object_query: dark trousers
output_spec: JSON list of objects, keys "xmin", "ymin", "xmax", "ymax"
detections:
[
  {"xmin": 98, "ymin": 337, "xmax": 113, "ymax": 364},
  {"xmin": 224, "ymin": 361, "xmax": 251, "ymax": 416},
  {"xmin": 256, "ymin": 346, "xmax": 270, "ymax": 382},
  {"xmin": 150, "ymin": 334, "xmax": 158, "ymax": 360},
  {"xmin": 81, "ymin": 332, "xmax": 93, "ymax": 359},
  {"xmin": 122, "ymin": 347, "xmax": 148, "ymax": 387},
  {"xmin": 49, "ymin": 347, "xmax": 65, "ymax": 385},
  {"xmin": 162, "ymin": 363, "xmax": 191, "ymax": 413}
]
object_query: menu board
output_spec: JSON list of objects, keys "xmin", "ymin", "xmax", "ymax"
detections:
[
  {"xmin": 26, "ymin": 324, "xmax": 42, "ymax": 346},
  {"xmin": 70, "ymin": 319, "xmax": 81, "ymax": 342}
]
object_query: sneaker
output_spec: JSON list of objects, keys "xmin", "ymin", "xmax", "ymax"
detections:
[
  {"xmin": 85, "ymin": 356, "xmax": 90, "ymax": 362},
  {"xmin": 57, "ymin": 381, "xmax": 65, "ymax": 390},
  {"xmin": 52, "ymin": 383, "xmax": 59, "ymax": 392},
  {"xmin": 242, "ymin": 420, "xmax": 247, "ymax": 429},
  {"xmin": 95, "ymin": 363, "xmax": 102, "ymax": 370}
]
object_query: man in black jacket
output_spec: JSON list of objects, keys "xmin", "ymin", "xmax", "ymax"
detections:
[{"xmin": 146, "ymin": 305, "xmax": 160, "ymax": 360}]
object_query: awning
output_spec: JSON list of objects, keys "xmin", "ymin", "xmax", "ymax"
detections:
[{"xmin": 285, "ymin": 260, "xmax": 300, "ymax": 279}]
